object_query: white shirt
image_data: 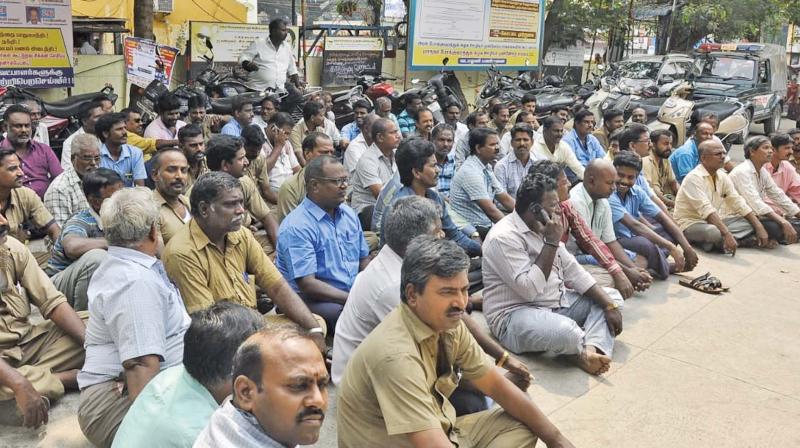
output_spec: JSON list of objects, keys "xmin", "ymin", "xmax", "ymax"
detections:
[
  {"xmin": 729, "ymin": 159, "xmax": 800, "ymax": 217},
  {"xmin": 79, "ymin": 41, "xmax": 98, "ymax": 55},
  {"xmin": 532, "ymin": 138, "xmax": 585, "ymax": 180},
  {"xmin": 238, "ymin": 38, "xmax": 298, "ymax": 91},
  {"xmin": 332, "ymin": 245, "xmax": 403, "ymax": 384},
  {"xmin": 454, "ymin": 122, "xmax": 469, "ymax": 142},
  {"xmin": 262, "ymin": 138, "xmax": 299, "ymax": 190},
  {"xmin": 344, "ymin": 134, "xmax": 368, "ymax": 175}
]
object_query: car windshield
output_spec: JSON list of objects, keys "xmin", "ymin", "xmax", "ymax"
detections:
[
  {"xmin": 699, "ymin": 57, "xmax": 755, "ymax": 80},
  {"xmin": 616, "ymin": 61, "xmax": 661, "ymax": 79}
]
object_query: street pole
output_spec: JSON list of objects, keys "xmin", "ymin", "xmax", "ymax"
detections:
[{"xmin": 665, "ymin": 0, "xmax": 678, "ymax": 53}]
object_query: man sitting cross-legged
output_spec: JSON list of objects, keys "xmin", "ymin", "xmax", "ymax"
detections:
[
  {"xmin": 44, "ymin": 134, "xmax": 101, "ymax": 228},
  {"xmin": 337, "ymin": 235, "xmax": 573, "ymax": 448},
  {"xmin": 151, "ymin": 149, "xmax": 192, "ymax": 244},
  {"xmin": 765, "ymin": 133, "xmax": 800, "ymax": 205},
  {"xmin": 274, "ymin": 132, "xmax": 335, "ymax": 223},
  {"xmin": 47, "ymin": 169, "xmax": 123, "ymax": 311},
  {"xmin": 483, "ymin": 173, "xmax": 625, "ymax": 375},
  {"xmin": 112, "ymin": 301, "xmax": 265, "ymax": 447}
]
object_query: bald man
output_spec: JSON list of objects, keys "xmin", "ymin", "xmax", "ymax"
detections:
[{"xmin": 669, "ymin": 122, "xmax": 716, "ymax": 183}]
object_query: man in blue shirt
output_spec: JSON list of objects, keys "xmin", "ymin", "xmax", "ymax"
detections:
[
  {"xmin": 112, "ymin": 302, "xmax": 265, "ymax": 448},
  {"xmin": 221, "ymin": 95, "xmax": 255, "ymax": 137},
  {"xmin": 563, "ymin": 109, "xmax": 606, "ymax": 182},
  {"xmin": 432, "ymin": 123, "xmax": 457, "ymax": 198},
  {"xmin": 669, "ymin": 121, "xmax": 715, "ymax": 183},
  {"xmin": 340, "ymin": 99, "xmax": 370, "ymax": 142},
  {"xmin": 95, "ymin": 113, "xmax": 147, "ymax": 187},
  {"xmin": 397, "ymin": 92, "xmax": 422, "ymax": 138},
  {"xmin": 375, "ymin": 138, "xmax": 481, "ymax": 256},
  {"xmin": 277, "ymin": 155, "xmax": 370, "ymax": 332},
  {"xmin": 610, "ymin": 151, "xmax": 698, "ymax": 280}
]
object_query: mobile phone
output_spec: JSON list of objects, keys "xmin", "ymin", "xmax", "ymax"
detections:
[{"xmin": 530, "ymin": 204, "xmax": 549, "ymax": 226}]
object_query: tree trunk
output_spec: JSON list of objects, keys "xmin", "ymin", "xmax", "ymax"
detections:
[
  {"xmin": 541, "ymin": 0, "xmax": 563, "ymax": 60},
  {"xmin": 133, "ymin": 0, "xmax": 154, "ymax": 40}
]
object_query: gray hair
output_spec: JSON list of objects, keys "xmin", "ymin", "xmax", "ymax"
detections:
[
  {"xmin": 743, "ymin": 135, "xmax": 770, "ymax": 160},
  {"xmin": 400, "ymin": 236, "xmax": 469, "ymax": 303},
  {"xmin": 375, "ymin": 97, "xmax": 391, "ymax": 108},
  {"xmin": 384, "ymin": 196, "xmax": 440, "ymax": 256},
  {"xmin": 101, "ymin": 187, "xmax": 160, "ymax": 248},
  {"xmin": 71, "ymin": 134, "xmax": 100, "ymax": 160}
]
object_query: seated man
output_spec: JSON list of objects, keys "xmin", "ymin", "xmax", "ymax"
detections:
[
  {"xmin": 432, "ymin": 123, "xmax": 457, "ymax": 199},
  {"xmin": 375, "ymin": 96, "xmax": 400, "ymax": 130},
  {"xmin": 61, "ymin": 101, "xmax": 104, "ymax": 171},
  {"xmin": 290, "ymin": 101, "xmax": 343, "ymax": 165},
  {"xmin": 489, "ymin": 103, "xmax": 511, "ymax": 138},
  {"xmin": 240, "ymin": 124, "xmax": 277, "ymax": 204},
  {"xmin": 494, "ymin": 123, "xmax": 538, "ymax": 199},
  {"xmin": 499, "ymin": 110, "xmax": 541, "ymax": 157},
  {"xmin": 112, "ymin": 302, "xmax": 264, "ymax": 447},
  {"xmin": 151, "ymin": 149, "xmax": 191, "ymax": 244},
  {"xmin": 44, "ymin": 134, "xmax": 100, "ymax": 227},
  {"xmin": 206, "ymin": 135, "xmax": 279, "ymax": 253},
  {"xmin": 450, "ymin": 128, "xmax": 515, "ymax": 237},
  {"xmin": 274, "ymin": 132, "xmax": 334, "ymax": 223},
  {"xmin": 570, "ymin": 160, "xmax": 654, "ymax": 293},
  {"xmin": 563, "ymin": 109, "xmax": 606, "ymax": 181},
  {"xmin": 483, "ymin": 173, "xmax": 624, "ymax": 375},
  {"xmin": 194, "ymin": 325, "xmax": 329, "ymax": 448},
  {"xmin": 642, "ymin": 129, "xmax": 679, "ymax": 208},
  {"xmin": 630, "ymin": 107, "xmax": 647, "ymax": 124},
  {"xmin": 1, "ymin": 105, "xmax": 63, "ymax": 199},
  {"xmin": 674, "ymin": 140, "xmax": 769, "ymax": 253},
  {"xmin": 341, "ymin": 99, "xmax": 371, "ymax": 141},
  {"xmin": 77, "ymin": 188, "xmax": 192, "ymax": 448},
  {"xmin": 178, "ymin": 125, "xmax": 208, "ymax": 189},
  {"xmin": 669, "ymin": 122, "xmax": 715, "ymax": 183},
  {"xmin": 374, "ymin": 138, "xmax": 481, "ymax": 257},
  {"xmin": 343, "ymin": 113, "xmax": 378, "ymax": 176},
  {"xmin": 396, "ymin": 92, "xmax": 422, "ymax": 138},
  {"xmin": 453, "ymin": 110, "xmax": 491, "ymax": 169},
  {"xmin": 220, "ymin": 95, "xmax": 255, "ymax": 137},
  {"xmin": 251, "ymin": 96, "xmax": 278, "ymax": 132},
  {"xmin": 593, "ymin": 108, "xmax": 625, "ymax": 150},
  {"xmin": 617, "ymin": 123, "xmax": 670, "ymax": 212},
  {"xmin": 350, "ymin": 118, "xmax": 401, "ymax": 229},
  {"xmin": 121, "ymin": 108, "xmax": 177, "ymax": 161},
  {"xmin": 532, "ymin": 116, "xmax": 586, "ymax": 180},
  {"xmin": 0, "ymin": 213, "xmax": 86, "ymax": 429},
  {"xmin": 534, "ymin": 160, "xmax": 649, "ymax": 299},
  {"xmin": 143, "ymin": 92, "xmax": 187, "ymax": 141},
  {"xmin": 277, "ymin": 156, "xmax": 370, "ymax": 331},
  {"xmin": 729, "ymin": 136, "xmax": 800, "ymax": 245},
  {"xmin": 186, "ymin": 94, "xmax": 229, "ymax": 141},
  {"xmin": 766, "ymin": 133, "xmax": 800, "ymax": 205},
  {"xmin": 47, "ymin": 169, "xmax": 123, "ymax": 311},
  {"xmin": 95, "ymin": 113, "xmax": 147, "ymax": 187},
  {"xmin": 410, "ymin": 108, "xmax": 435, "ymax": 140},
  {"xmin": 263, "ymin": 112, "xmax": 302, "ymax": 191},
  {"xmin": 610, "ymin": 152, "xmax": 698, "ymax": 280},
  {"xmin": 338, "ymin": 236, "xmax": 571, "ymax": 447},
  {"xmin": 162, "ymin": 172, "xmax": 326, "ymax": 340},
  {"xmin": 443, "ymin": 100, "xmax": 470, "ymax": 142}
]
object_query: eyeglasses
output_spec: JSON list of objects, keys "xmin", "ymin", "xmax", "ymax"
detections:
[
  {"xmin": 635, "ymin": 139, "xmax": 650, "ymax": 144},
  {"xmin": 315, "ymin": 176, "xmax": 349, "ymax": 187},
  {"xmin": 78, "ymin": 155, "xmax": 102, "ymax": 163}
]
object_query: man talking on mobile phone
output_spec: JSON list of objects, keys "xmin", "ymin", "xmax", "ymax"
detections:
[{"xmin": 481, "ymin": 172, "xmax": 624, "ymax": 375}]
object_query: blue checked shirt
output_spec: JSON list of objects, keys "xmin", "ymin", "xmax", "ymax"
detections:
[
  {"xmin": 437, "ymin": 152, "xmax": 457, "ymax": 199},
  {"xmin": 450, "ymin": 155, "xmax": 504, "ymax": 228}
]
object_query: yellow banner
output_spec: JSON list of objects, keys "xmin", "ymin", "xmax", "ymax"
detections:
[{"xmin": 0, "ymin": 28, "xmax": 70, "ymax": 68}]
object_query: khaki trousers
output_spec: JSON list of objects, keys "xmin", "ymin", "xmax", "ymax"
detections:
[
  {"xmin": 78, "ymin": 380, "xmax": 131, "ymax": 448},
  {"xmin": 456, "ymin": 406, "xmax": 539, "ymax": 447}
]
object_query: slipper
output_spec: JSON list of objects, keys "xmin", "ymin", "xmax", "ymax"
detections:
[{"xmin": 678, "ymin": 272, "xmax": 729, "ymax": 295}]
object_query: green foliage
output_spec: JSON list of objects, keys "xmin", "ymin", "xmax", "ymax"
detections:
[
  {"xmin": 542, "ymin": 0, "xmax": 628, "ymax": 56},
  {"xmin": 677, "ymin": 0, "xmax": 800, "ymax": 45}
]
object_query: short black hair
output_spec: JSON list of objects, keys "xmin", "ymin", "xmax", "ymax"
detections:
[
  {"xmin": 231, "ymin": 95, "xmax": 252, "ymax": 114},
  {"xmin": 156, "ymin": 92, "xmax": 182, "ymax": 113},
  {"xmin": 515, "ymin": 172, "xmax": 557, "ymax": 214},
  {"xmin": 787, "ymin": 128, "xmax": 800, "ymax": 137},
  {"xmin": 187, "ymin": 94, "xmax": 208, "ymax": 111},
  {"xmin": 302, "ymin": 131, "xmax": 330, "ymax": 155},
  {"xmin": 82, "ymin": 168, "xmax": 123, "ymax": 199},
  {"xmin": 150, "ymin": 148, "xmax": 186, "ymax": 175},
  {"xmin": 444, "ymin": 101, "xmax": 461, "ymax": 111},
  {"xmin": 79, "ymin": 101, "xmax": 105, "ymax": 123},
  {"xmin": 404, "ymin": 92, "xmax": 421, "ymax": 105},
  {"xmin": 465, "ymin": 110, "xmax": 488, "ymax": 128},
  {"xmin": 574, "ymin": 109, "xmax": 595, "ymax": 124},
  {"xmin": 515, "ymin": 111, "xmax": 533, "ymax": 124},
  {"xmin": 603, "ymin": 108, "xmax": 624, "ymax": 123},
  {"xmin": 529, "ymin": 159, "xmax": 563, "ymax": 181},
  {"xmin": 304, "ymin": 154, "xmax": 339, "ymax": 187},
  {"xmin": 190, "ymin": 171, "xmax": 241, "ymax": 211},
  {"xmin": 206, "ymin": 135, "xmax": 242, "ymax": 171},
  {"xmin": 541, "ymin": 115, "xmax": 563, "ymax": 130},
  {"xmin": 771, "ymin": 133, "xmax": 793, "ymax": 149},
  {"xmin": 649, "ymin": 129, "xmax": 672, "ymax": 144},
  {"xmin": 413, "ymin": 107, "xmax": 433, "ymax": 122},
  {"xmin": 521, "ymin": 93, "xmax": 537, "ymax": 105},
  {"xmin": 371, "ymin": 117, "xmax": 394, "ymax": 142},
  {"xmin": 119, "ymin": 107, "xmax": 141, "ymax": 122},
  {"xmin": 269, "ymin": 17, "xmax": 287, "ymax": 33},
  {"xmin": 302, "ymin": 101, "xmax": 324, "ymax": 122},
  {"xmin": 260, "ymin": 96, "xmax": 280, "ymax": 108},
  {"xmin": 618, "ymin": 123, "xmax": 649, "ymax": 151},
  {"xmin": 269, "ymin": 111, "xmax": 295, "ymax": 129},
  {"xmin": 0, "ymin": 149, "xmax": 16, "ymax": 166},
  {"xmin": 510, "ymin": 123, "xmax": 534, "ymax": 140},
  {"xmin": 2, "ymin": 104, "xmax": 30, "ymax": 122},
  {"xmin": 431, "ymin": 123, "xmax": 455, "ymax": 140},
  {"xmin": 490, "ymin": 103, "xmax": 509, "ymax": 117},
  {"xmin": 352, "ymin": 99, "xmax": 371, "ymax": 112},
  {"xmin": 178, "ymin": 124, "xmax": 203, "ymax": 143},
  {"xmin": 94, "ymin": 112, "xmax": 127, "ymax": 143},
  {"xmin": 183, "ymin": 301, "xmax": 265, "ymax": 389},
  {"xmin": 396, "ymin": 138, "xmax": 435, "ymax": 186},
  {"xmin": 613, "ymin": 150, "xmax": 642, "ymax": 172},
  {"xmin": 608, "ymin": 128, "xmax": 624, "ymax": 143},
  {"xmin": 241, "ymin": 124, "xmax": 266, "ymax": 148},
  {"xmin": 468, "ymin": 127, "xmax": 498, "ymax": 155}
]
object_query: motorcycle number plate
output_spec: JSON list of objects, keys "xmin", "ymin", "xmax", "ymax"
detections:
[{"xmin": 428, "ymin": 102, "xmax": 441, "ymax": 112}]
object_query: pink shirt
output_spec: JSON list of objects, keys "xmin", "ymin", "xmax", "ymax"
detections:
[
  {"xmin": 764, "ymin": 160, "xmax": 800, "ymax": 209},
  {"xmin": 0, "ymin": 139, "xmax": 63, "ymax": 199},
  {"xmin": 143, "ymin": 117, "xmax": 186, "ymax": 140}
]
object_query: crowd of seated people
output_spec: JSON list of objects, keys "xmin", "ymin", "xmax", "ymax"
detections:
[{"xmin": 0, "ymin": 89, "xmax": 798, "ymax": 448}]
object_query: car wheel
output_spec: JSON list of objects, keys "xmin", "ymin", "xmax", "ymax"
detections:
[{"xmin": 763, "ymin": 105, "xmax": 781, "ymax": 135}]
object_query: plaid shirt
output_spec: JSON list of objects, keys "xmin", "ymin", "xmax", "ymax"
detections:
[
  {"xmin": 436, "ymin": 152, "xmax": 457, "ymax": 199},
  {"xmin": 43, "ymin": 168, "xmax": 88, "ymax": 228},
  {"xmin": 559, "ymin": 201, "xmax": 622, "ymax": 275}
]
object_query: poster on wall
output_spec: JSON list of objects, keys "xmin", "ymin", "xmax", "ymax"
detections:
[
  {"xmin": 188, "ymin": 21, "xmax": 299, "ymax": 81},
  {"xmin": 407, "ymin": 0, "xmax": 544, "ymax": 71},
  {"xmin": 322, "ymin": 37, "xmax": 383, "ymax": 87},
  {"xmin": 123, "ymin": 37, "xmax": 179, "ymax": 89},
  {"xmin": 0, "ymin": 0, "xmax": 75, "ymax": 88}
]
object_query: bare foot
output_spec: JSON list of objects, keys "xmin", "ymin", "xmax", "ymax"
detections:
[{"xmin": 576, "ymin": 346, "xmax": 611, "ymax": 375}]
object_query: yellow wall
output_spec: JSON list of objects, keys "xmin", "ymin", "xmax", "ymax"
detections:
[{"xmin": 71, "ymin": 0, "xmax": 248, "ymax": 48}]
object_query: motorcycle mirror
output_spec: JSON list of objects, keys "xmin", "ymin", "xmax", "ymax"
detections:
[
  {"xmin": 411, "ymin": 78, "xmax": 420, "ymax": 84},
  {"xmin": 597, "ymin": 64, "xmax": 605, "ymax": 71}
]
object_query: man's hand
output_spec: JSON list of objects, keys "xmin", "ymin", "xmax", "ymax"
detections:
[
  {"xmin": 670, "ymin": 246, "xmax": 686, "ymax": 272},
  {"xmin": 604, "ymin": 308, "xmax": 623, "ymax": 336},
  {"xmin": 612, "ymin": 271, "xmax": 634, "ymax": 299},
  {"xmin": 502, "ymin": 356, "xmax": 532, "ymax": 391},
  {"xmin": 722, "ymin": 231, "xmax": 737, "ymax": 255},
  {"xmin": 542, "ymin": 207, "xmax": 564, "ymax": 244},
  {"xmin": 781, "ymin": 219, "xmax": 798, "ymax": 244},
  {"xmin": 545, "ymin": 435, "xmax": 577, "ymax": 448},
  {"xmin": 310, "ymin": 332, "xmax": 326, "ymax": 353},
  {"xmin": 755, "ymin": 225, "xmax": 770, "ymax": 247},
  {"xmin": 242, "ymin": 60, "xmax": 258, "ymax": 72},
  {"xmin": 14, "ymin": 381, "xmax": 48, "ymax": 428},
  {"xmin": 622, "ymin": 265, "xmax": 652, "ymax": 291},
  {"xmin": 682, "ymin": 246, "xmax": 699, "ymax": 271},
  {"xmin": 664, "ymin": 198, "xmax": 675, "ymax": 209}
]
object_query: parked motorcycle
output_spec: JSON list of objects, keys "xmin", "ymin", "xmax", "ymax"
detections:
[{"xmin": 478, "ymin": 67, "xmax": 578, "ymax": 120}]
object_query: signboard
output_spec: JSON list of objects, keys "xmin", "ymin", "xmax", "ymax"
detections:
[
  {"xmin": 123, "ymin": 37, "xmax": 179, "ymax": 89},
  {"xmin": 408, "ymin": 0, "xmax": 544, "ymax": 71},
  {"xmin": 322, "ymin": 37, "xmax": 383, "ymax": 87},
  {"xmin": 542, "ymin": 45, "xmax": 584, "ymax": 68},
  {"xmin": 188, "ymin": 21, "xmax": 299, "ymax": 80},
  {"xmin": 0, "ymin": 0, "xmax": 74, "ymax": 88}
]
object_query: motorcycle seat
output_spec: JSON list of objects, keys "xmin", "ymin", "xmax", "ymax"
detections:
[
  {"xmin": 209, "ymin": 92, "xmax": 265, "ymax": 115},
  {"xmin": 535, "ymin": 93, "xmax": 574, "ymax": 113},
  {"xmin": 628, "ymin": 97, "xmax": 665, "ymax": 118},
  {"xmin": 692, "ymin": 101, "xmax": 740, "ymax": 123},
  {"xmin": 42, "ymin": 91, "xmax": 103, "ymax": 118}
]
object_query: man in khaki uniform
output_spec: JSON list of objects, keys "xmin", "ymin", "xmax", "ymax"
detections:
[
  {"xmin": 178, "ymin": 125, "xmax": 209, "ymax": 190},
  {"xmin": 337, "ymin": 236, "xmax": 573, "ymax": 448},
  {"xmin": 274, "ymin": 131, "xmax": 334, "ymax": 223},
  {"xmin": 241, "ymin": 124, "xmax": 277, "ymax": 204},
  {"xmin": 151, "ymin": 149, "xmax": 192, "ymax": 244},
  {"xmin": 163, "ymin": 172, "xmax": 327, "ymax": 343},
  {"xmin": 0, "ymin": 210, "xmax": 87, "ymax": 428}
]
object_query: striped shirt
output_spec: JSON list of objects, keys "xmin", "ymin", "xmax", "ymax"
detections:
[
  {"xmin": 450, "ymin": 155, "xmax": 503, "ymax": 228},
  {"xmin": 44, "ymin": 168, "xmax": 89, "ymax": 228},
  {"xmin": 46, "ymin": 208, "xmax": 103, "ymax": 276}
]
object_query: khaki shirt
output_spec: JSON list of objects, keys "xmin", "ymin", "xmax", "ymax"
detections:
[
  {"xmin": 244, "ymin": 153, "xmax": 272, "ymax": 199},
  {"xmin": 0, "ymin": 236, "xmax": 68, "ymax": 354},
  {"xmin": 152, "ymin": 189, "xmax": 191, "ymax": 244},
  {"xmin": 337, "ymin": 304, "xmax": 492, "ymax": 448},
  {"xmin": 641, "ymin": 155, "xmax": 677, "ymax": 197},
  {"xmin": 162, "ymin": 220, "xmax": 284, "ymax": 313},
  {"xmin": 273, "ymin": 167, "xmax": 306, "ymax": 223},
  {"xmin": 673, "ymin": 164, "xmax": 752, "ymax": 230},
  {"xmin": 186, "ymin": 160, "xmax": 209, "ymax": 190},
  {"xmin": 1, "ymin": 187, "xmax": 55, "ymax": 243},
  {"xmin": 240, "ymin": 175, "xmax": 271, "ymax": 227},
  {"xmin": 593, "ymin": 127, "xmax": 610, "ymax": 150}
]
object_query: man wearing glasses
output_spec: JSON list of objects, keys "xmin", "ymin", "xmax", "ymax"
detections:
[
  {"xmin": 44, "ymin": 134, "xmax": 101, "ymax": 227},
  {"xmin": 276, "ymin": 155, "xmax": 370, "ymax": 333}
]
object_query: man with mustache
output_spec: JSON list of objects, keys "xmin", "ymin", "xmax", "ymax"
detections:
[
  {"xmin": 144, "ymin": 93, "xmax": 187, "ymax": 140},
  {"xmin": 338, "ymin": 236, "xmax": 574, "ymax": 448},
  {"xmin": 274, "ymin": 132, "xmax": 335, "ymax": 223},
  {"xmin": 121, "ymin": 108, "xmax": 178, "ymax": 161},
  {"xmin": 151, "ymin": 149, "xmax": 192, "ymax": 244},
  {"xmin": 411, "ymin": 108, "xmax": 435, "ymax": 141},
  {"xmin": 0, "ymin": 212, "xmax": 87, "ymax": 429},
  {"xmin": 194, "ymin": 325, "xmax": 329, "ymax": 447},
  {"xmin": 642, "ymin": 129, "xmax": 679, "ymax": 209},
  {"xmin": 340, "ymin": 99, "xmax": 371, "ymax": 142},
  {"xmin": 532, "ymin": 116, "xmax": 586, "ymax": 181},
  {"xmin": 1, "ymin": 105, "xmax": 63, "ymax": 199},
  {"xmin": 241, "ymin": 124, "xmax": 277, "ymax": 204},
  {"xmin": 96, "ymin": 113, "xmax": 147, "ymax": 188},
  {"xmin": 276, "ymin": 156, "xmax": 370, "ymax": 333},
  {"xmin": 113, "ymin": 302, "xmax": 265, "ymax": 447},
  {"xmin": 61, "ymin": 101, "xmax": 105, "ymax": 171},
  {"xmin": 494, "ymin": 124, "xmax": 539, "ymax": 200},
  {"xmin": 178, "ymin": 125, "xmax": 208, "ymax": 189},
  {"xmin": 453, "ymin": 110, "xmax": 490, "ymax": 169},
  {"xmin": 44, "ymin": 135, "xmax": 101, "ymax": 227}
]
